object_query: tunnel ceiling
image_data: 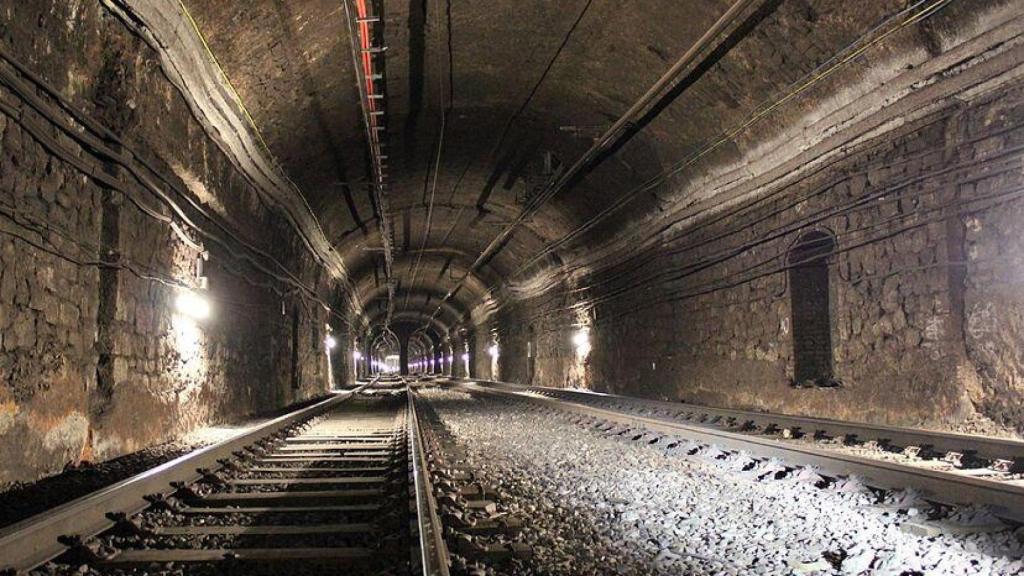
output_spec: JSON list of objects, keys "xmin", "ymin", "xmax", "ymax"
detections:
[{"xmin": 180, "ymin": 0, "xmax": 986, "ymax": 333}]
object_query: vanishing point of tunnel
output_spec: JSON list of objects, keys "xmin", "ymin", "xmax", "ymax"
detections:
[{"xmin": 3, "ymin": 1, "xmax": 1024, "ymax": 575}]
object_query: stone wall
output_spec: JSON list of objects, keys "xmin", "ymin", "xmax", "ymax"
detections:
[
  {"xmin": 0, "ymin": 2, "xmax": 341, "ymax": 485},
  {"xmin": 479, "ymin": 291, "xmax": 580, "ymax": 388},
  {"xmin": 487, "ymin": 55, "xmax": 1024, "ymax": 437}
]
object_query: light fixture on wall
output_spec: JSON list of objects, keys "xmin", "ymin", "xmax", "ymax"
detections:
[
  {"xmin": 573, "ymin": 328, "xmax": 591, "ymax": 357},
  {"xmin": 175, "ymin": 289, "xmax": 211, "ymax": 320},
  {"xmin": 488, "ymin": 344, "xmax": 499, "ymax": 358},
  {"xmin": 324, "ymin": 335, "xmax": 338, "ymax": 350},
  {"xmin": 352, "ymin": 350, "xmax": 362, "ymax": 360},
  {"xmin": 196, "ymin": 251, "xmax": 210, "ymax": 290}
]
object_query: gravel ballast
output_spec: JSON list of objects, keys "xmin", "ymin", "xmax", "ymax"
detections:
[{"xmin": 421, "ymin": 388, "xmax": 1024, "ymax": 576}]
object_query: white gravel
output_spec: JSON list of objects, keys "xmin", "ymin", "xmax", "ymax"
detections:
[{"xmin": 421, "ymin": 389, "xmax": 1024, "ymax": 576}]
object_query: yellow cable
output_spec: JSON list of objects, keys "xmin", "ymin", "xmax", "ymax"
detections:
[
  {"xmin": 668, "ymin": 0, "xmax": 954, "ymax": 182},
  {"xmin": 176, "ymin": 0, "xmax": 277, "ymax": 168},
  {"xmin": 175, "ymin": 0, "xmax": 357, "ymax": 291}
]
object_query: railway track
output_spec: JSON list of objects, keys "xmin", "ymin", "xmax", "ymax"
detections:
[
  {"xmin": 452, "ymin": 378, "xmax": 1024, "ymax": 527},
  {"xmin": 6, "ymin": 372, "xmax": 1021, "ymax": 574},
  {"xmin": 0, "ymin": 377, "xmax": 451, "ymax": 576}
]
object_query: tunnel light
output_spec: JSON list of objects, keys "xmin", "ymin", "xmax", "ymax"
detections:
[
  {"xmin": 447, "ymin": 355, "xmax": 454, "ymax": 364},
  {"xmin": 488, "ymin": 344, "xmax": 499, "ymax": 358},
  {"xmin": 461, "ymin": 353, "xmax": 469, "ymax": 361},
  {"xmin": 324, "ymin": 335, "xmax": 337, "ymax": 349},
  {"xmin": 352, "ymin": 350, "xmax": 362, "ymax": 361},
  {"xmin": 175, "ymin": 290, "xmax": 211, "ymax": 320},
  {"xmin": 573, "ymin": 328, "xmax": 591, "ymax": 356}
]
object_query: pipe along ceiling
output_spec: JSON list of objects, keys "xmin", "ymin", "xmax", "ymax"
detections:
[{"xmin": 170, "ymin": 0, "xmax": 977, "ymax": 344}]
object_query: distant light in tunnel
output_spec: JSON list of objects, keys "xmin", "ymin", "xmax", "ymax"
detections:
[
  {"xmin": 352, "ymin": 350, "xmax": 362, "ymax": 360},
  {"xmin": 488, "ymin": 344, "xmax": 499, "ymax": 358},
  {"xmin": 175, "ymin": 289, "xmax": 210, "ymax": 320},
  {"xmin": 324, "ymin": 335, "xmax": 337, "ymax": 350}
]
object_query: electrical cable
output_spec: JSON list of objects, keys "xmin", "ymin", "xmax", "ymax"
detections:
[
  {"xmin": 404, "ymin": 0, "xmax": 452, "ymax": 314},
  {"xmin": 445, "ymin": 0, "xmax": 595, "ymax": 204},
  {"xmin": 173, "ymin": 0, "xmax": 352, "ymax": 291},
  {"xmin": 510, "ymin": 0, "xmax": 956, "ymax": 279},
  {"xmin": 0, "ymin": 57, "xmax": 357, "ymax": 327},
  {"xmin": 0, "ymin": 198, "xmax": 316, "ymax": 320},
  {"xmin": 523, "ymin": 100, "xmax": 1024, "ymax": 311},
  {"xmin": 555, "ymin": 132, "xmax": 1024, "ymax": 302},
  {"xmin": 523, "ymin": 181, "xmax": 1024, "ymax": 327},
  {"xmin": 0, "ymin": 56, "xmax": 319, "ymax": 293}
]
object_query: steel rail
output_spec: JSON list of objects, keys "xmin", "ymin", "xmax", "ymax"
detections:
[
  {"xmin": 465, "ymin": 379, "xmax": 1024, "ymax": 464},
  {"xmin": 408, "ymin": 385, "xmax": 451, "ymax": 576},
  {"xmin": 0, "ymin": 377, "xmax": 380, "ymax": 573},
  {"xmin": 450, "ymin": 380, "xmax": 1024, "ymax": 524}
]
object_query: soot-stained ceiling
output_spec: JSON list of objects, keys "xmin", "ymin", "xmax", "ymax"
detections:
[{"xmin": 179, "ymin": 0, "xmax": 993, "ymax": 339}]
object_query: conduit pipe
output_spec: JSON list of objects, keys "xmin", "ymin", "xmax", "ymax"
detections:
[
  {"xmin": 343, "ymin": 0, "xmax": 396, "ymax": 325},
  {"xmin": 424, "ymin": 0, "xmax": 762, "ymax": 328}
]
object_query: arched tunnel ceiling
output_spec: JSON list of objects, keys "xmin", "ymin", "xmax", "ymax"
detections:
[{"xmin": 181, "ymin": 0, "xmax": 994, "ymax": 330}]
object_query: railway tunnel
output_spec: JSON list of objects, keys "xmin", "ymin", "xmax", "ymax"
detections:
[{"xmin": 3, "ymin": 0, "xmax": 1024, "ymax": 574}]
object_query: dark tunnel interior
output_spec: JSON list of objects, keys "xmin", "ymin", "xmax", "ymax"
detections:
[{"xmin": 3, "ymin": 1, "xmax": 1024, "ymax": 573}]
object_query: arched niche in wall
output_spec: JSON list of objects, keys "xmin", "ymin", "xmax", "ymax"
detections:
[{"xmin": 788, "ymin": 230, "xmax": 837, "ymax": 387}]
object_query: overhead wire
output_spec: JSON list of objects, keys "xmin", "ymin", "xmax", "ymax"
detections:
[
  {"xmin": 445, "ymin": 0, "xmax": 596, "ymax": 204},
  {"xmin": 425, "ymin": 0, "xmax": 762, "ymax": 330},
  {"xmin": 403, "ymin": 0, "xmax": 452, "ymax": 314},
  {"xmin": 509, "ymin": 0, "xmax": 956, "ymax": 280}
]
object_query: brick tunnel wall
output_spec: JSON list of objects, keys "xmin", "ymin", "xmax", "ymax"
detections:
[
  {"xmin": 0, "ymin": 3, "xmax": 340, "ymax": 485},
  {"xmin": 488, "ymin": 53, "xmax": 1024, "ymax": 437}
]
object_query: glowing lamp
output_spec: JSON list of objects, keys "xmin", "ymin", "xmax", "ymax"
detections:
[
  {"xmin": 488, "ymin": 345, "xmax": 499, "ymax": 358},
  {"xmin": 461, "ymin": 353, "xmax": 469, "ymax": 361},
  {"xmin": 175, "ymin": 290, "xmax": 211, "ymax": 320},
  {"xmin": 324, "ymin": 335, "xmax": 337, "ymax": 349},
  {"xmin": 573, "ymin": 328, "xmax": 591, "ymax": 356},
  {"xmin": 353, "ymin": 350, "xmax": 362, "ymax": 360}
]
